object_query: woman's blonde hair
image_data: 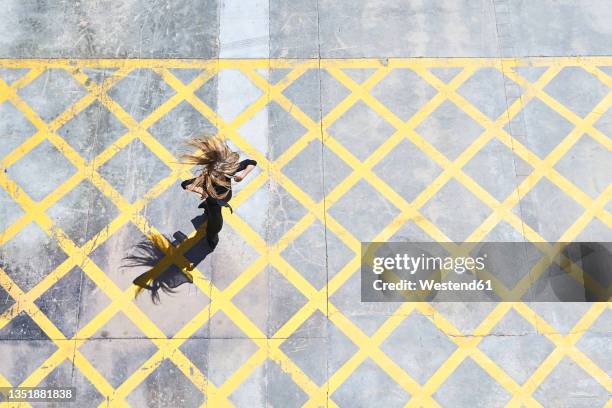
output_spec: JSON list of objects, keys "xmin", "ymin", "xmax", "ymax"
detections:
[{"xmin": 181, "ymin": 133, "xmax": 240, "ymax": 200}]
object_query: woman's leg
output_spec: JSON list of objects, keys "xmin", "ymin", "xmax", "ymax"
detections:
[{"xmin": 204, "ymin": 198, "xmax": 223, "ymax": 249}]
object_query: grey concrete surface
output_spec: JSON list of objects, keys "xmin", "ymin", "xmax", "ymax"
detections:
[
  {"xmin": 3, "ymin": 0, "xmax": 612, "ymax": 58},
  {"xmin": 1, "ymin": 1, "xmax": 612, "ymax": 408},
  {"xmin": 1, "ymin": 0, "xmax": 219, "ymax": 58}
]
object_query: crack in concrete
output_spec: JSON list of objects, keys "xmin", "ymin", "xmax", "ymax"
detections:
[
  {"xmin": 314, "ymin": 1, "xmax": 333, "ymax": 406},
  {"xmin": 492, "ymin": 0, "xmax": 532, "ymax": 250}
]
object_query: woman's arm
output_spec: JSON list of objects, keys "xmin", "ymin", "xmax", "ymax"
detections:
[
  {"xmin": 182, "ymin": 177, "xmax": 208, "ymax": 199},
  {"xmin": 233, "ymin": 164, "xmax": 255, "ymax": 182},
  {"xmin": 233, "ymin": 159, "xmax": 257, "ymax": 182}
]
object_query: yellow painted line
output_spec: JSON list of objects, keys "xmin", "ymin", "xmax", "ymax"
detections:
[{"xmin": 0, "ymin": 58, "xmax": 610, "ymax": 407}]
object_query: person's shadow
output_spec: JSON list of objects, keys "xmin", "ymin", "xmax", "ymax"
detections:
[
  {"xmin": 123, "ymin": 213, "xmax": 213, "ymax": 304},
  {"xmin": 546, "ymin": 242, "xmax": 611, "ymax": 302}
]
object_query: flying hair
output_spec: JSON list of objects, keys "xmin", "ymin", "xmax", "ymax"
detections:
[{"xmin": 180, "ymin": 133, "xmax": 240, "ymax": 200}]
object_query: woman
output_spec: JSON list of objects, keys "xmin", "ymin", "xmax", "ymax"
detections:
[{"xmin": 180, "ymin": 134, "xmax": 257, "ymax": 250}]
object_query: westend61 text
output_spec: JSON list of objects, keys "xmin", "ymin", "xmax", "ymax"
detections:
[{"xmin": 373, "ymin": 279, "xmax": 493, "ymax": 292}]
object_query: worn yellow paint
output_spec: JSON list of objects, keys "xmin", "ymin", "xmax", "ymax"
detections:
[{"xmin": 0, "ymin": 58, "xmax": 610, "ymax": 407}]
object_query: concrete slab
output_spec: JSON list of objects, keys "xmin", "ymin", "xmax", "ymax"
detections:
[
  {"xmin": 478, "ymin": 309, "xmax": 555, "ymax": 384},
  {"xmin": 575, "ymin": 308, "xmax": 612, "ymax": 376},
  {"xmin": 329, "ymin": 269, "xmax": 403, "ymax": 337},
  {"xmin": 0, "ymin": 100, "xmax": 38, "ymax": 160},
  {"xmin": 0, "ymin": 222, "xmax": 68, "ymax": 292},
  {"xmin": 0, "ymin": 339, "xmax": 61, "ymax": 386},
  {"xmin": 380, "ymin": 311, "xmax": 457, "ymax": 384},
  {"xmin": 3, "ymin": 0, "xmax": 612, "ymax": 60},
  {"xmin": 421, "ymin": 179, "xmax": 492, "ymax": 242},
  {"xmin": 279, "ymin": 311, "xmax": 329, "ymax": 385},
  {"xmin": 126, "ymin": 358, "xmax": 206, "ymax": 407},
  {"xmin": 328, "ymin": 179, "xmax": 401, "ymax": 242},
  {"xmin": 269, "ymin": 0, "xmax": 319, "ymax": 58},
  {"xmin": 331, "ymin": 357, "xmax": 410, "ymax": 407},
  {"xmin": 228, "ymin": 363, "xmax": 266, "ymax": 407},
  {"xmin": 133, "ymin": 280, "xmax": 210, "ymax": 338},
  {"xmin": 230, "ymin": 265, "xmax": 308, "ymax": 338},
  {"xmin": 220, "ymin": 0, "xmax": 269, "ymax": 58},
  {"xmin": 17, "ymin": 68, "xmax": 88, "ymax": 122},
  {"xmin": 57, "ymin": 100, "xmax": 129, "ymax": 163},
  {"xmin": 32, "ymin": 359, "xmax": 106, "ymax": 407},
  {"xmin": 96, "ymin": 138, "xmax": 171, "ymax": 203},
  {"xmin": 506, "ymin": 0, "xmax": 612, "ymax": 57},
  {"xmin": 513, "ymin": 178, "xmax": 585, "ymax": 242},
  {"xmin": 46, "ymin": 180, "xmax": 119, "ymax": 246},
  {"xmin": 462, "ymin": 138, "xmax": 532, "ymax": 203},
  {"xmin": 318, "ymin": 0, "xmax": 499, "ymax": 58},
  {"xmin": 148, "ymin": 100, "xmax": 217, "ymax": 159},
  {"xmin": 533, "ymin": 357, "xmax": 609, "ymax": 407},
  {"xmin": 7, "ymin": 140, "xmax": 78, "ymax": 202},
  {"xmin": 0, "ymin": 0, "xmax": 219, "ymax": 58},
  {"xmin": 265, "ymin": 359, "xmax": 310, "ymax": 407},
  {"xmin": 0, "ymin": 312, "xmax": 60, "ymax": 385},
  {"xmin": 78, "ymin": 337, "xmax": 158, "ymax": 388},
  {"xmin": 373, "ymin": 139, "xmax": 444, "ymax": 203},
  {"xmin": 554, "ymin": 134, "xmax": 612, "ymax": 199},
  {"xmin": 433, "ymin": 358, "xmax": 511, "ymax": 407},
  {"xmin": 33, "ymin": 267, "xmax": 86, "ymax": 339}
]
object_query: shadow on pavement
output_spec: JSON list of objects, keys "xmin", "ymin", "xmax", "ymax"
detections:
[{"xmin": 123, "ymin": 214, "xmax": 212, "ymax": 304}]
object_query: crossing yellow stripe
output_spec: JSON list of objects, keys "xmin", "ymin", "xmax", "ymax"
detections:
[{"xmin": 0, "ymin": 58, "xmax": 610, "ymax": 407}]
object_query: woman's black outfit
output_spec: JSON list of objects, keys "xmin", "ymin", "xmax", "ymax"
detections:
[{"xmin": 181, "ymin": 159, "xmax": 257, "ymax": 249}]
